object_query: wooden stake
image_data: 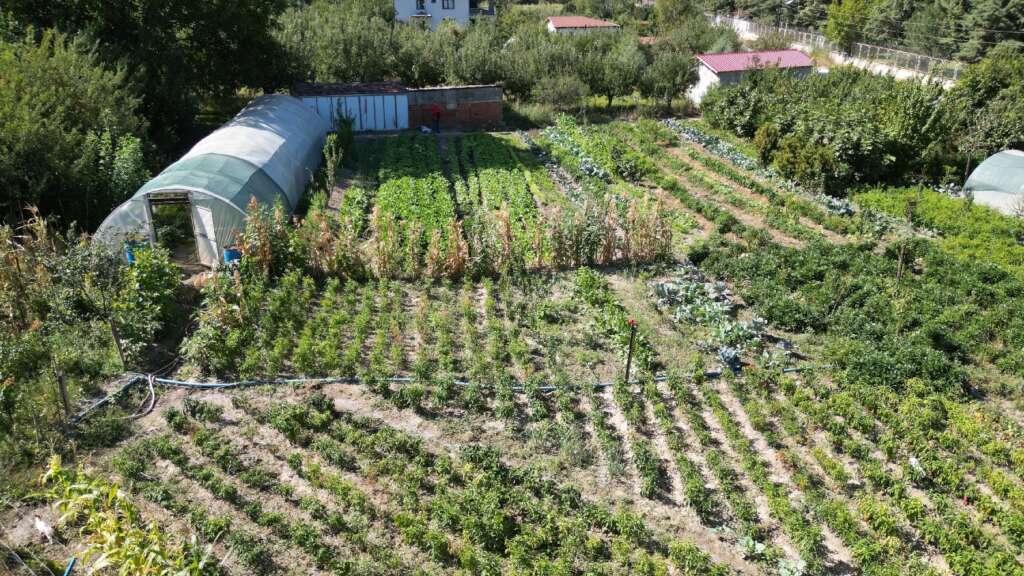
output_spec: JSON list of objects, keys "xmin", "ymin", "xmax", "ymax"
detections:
[
  {"xmin": 108, "ymin": 317, "xmax": 128, "ymax": 370},
  {"xmin": 57, "ymin": 371, "xmax": 70, "ymax": 421},
  {"xmin": 625, "ymin": 319, "xmax": 637, "ymax": 384}
]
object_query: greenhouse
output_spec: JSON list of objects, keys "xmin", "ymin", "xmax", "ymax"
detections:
[
  {"xmin": 964, "ymin": 149, "xmax": 1024, "ymax": 215},
  {"xmin": 95, "ymin": 94, "xmax": 330, "ymax": 267}
]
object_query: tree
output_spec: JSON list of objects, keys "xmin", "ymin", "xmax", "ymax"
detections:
[
  {"xmin": 949, "ymin": 44, "xmax": 1024, "ymax": 157},
  {"xmin": 863, "ymin": 0, "xmax": 915, "ymax": 45},
  {"xmin": 448, "ymin": 21, "xmax": 505, "ymax": 85},
  {"xmin": 750, "ymin": 31, "xmax": 792, "ymax": 50},
  {"xmin": 0, "ymin": 29, "xmax": 148, "ymax": 228},
  {"xmin": 958, "ymin": 0, "xmax": 1024, "ymax": 61},
  {"xmin": 7, "ymin": 0, "xmax": 293, "ymax": 150},
  {"xmin": 532, "ymin": 75, "xmax": 591, "ymax": 113},
  {"xmin": 660, "ymin": 18, "xmax": 740, "ymax": 54},
  {"xmin": 655, "ymin": 0, "xmax": 700, "ymax": 31},
  {"xmin": 602, "ymin": 35, "xmax": 646, "ymax": 106},
  {"xmin": 641, "ymin": 48, "xmax": 696, "ymax": 111},
  {"xmin": 824, "ymin": 0, "xmax": 870, "ymax": 53},
  {"xmin": 277, "ymin": 2, "xmax": 396, "ymax": 85},
  {"xmin": 903, "ymin": 0, "xmax": 965, "ymax": 58}
]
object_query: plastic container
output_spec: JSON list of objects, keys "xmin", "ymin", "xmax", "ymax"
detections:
[
  {"xmin": 124, "ymin": 240, "xmax": 147, "ymax": 264},
  {"xmin": 222, "ymin": 247, "xmax": 242, "ymax": 264}
]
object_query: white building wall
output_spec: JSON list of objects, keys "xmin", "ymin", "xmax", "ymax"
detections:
[
  {"xmin": 689, "ymin": 63, "xmax": 720, "ymax": 105},
  {"xmin": 299, "ymin": 95, "xmax": 410, "ymax": 132},
  {"xmin": 689, "ymin": 63, "xmax": 812, "ymax": 105},
  {"xmin": 395, "ymin": 0, "xmax": 469, "ymax": 29}
]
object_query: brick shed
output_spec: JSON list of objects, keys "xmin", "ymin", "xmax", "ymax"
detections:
[
  {"xmin": 408, "ymin": 85, "xmax": 502, "ymax": 131},
  {"xmin": 294, "ymin": 82, "xmax": 502, "ymax": 132}
]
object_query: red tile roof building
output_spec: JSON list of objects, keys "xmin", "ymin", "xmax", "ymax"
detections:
[
  {"xmin": 690, "ymin": 49, "xmax": 814, "ymax": 105},
  {"xmin": 546, "ymin": 16, "xmax": 621, "ymax": 33},
  {"xmin": 695, "ymin": 49, "xmax": 814, "ymax": 73}
]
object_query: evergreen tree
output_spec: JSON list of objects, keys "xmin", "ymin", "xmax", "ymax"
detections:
[
  {"xmin": 959, "ymin": 0, "xmax": 1024, "ymax": 60},
  {"xmin": 863, "ymin": 0, "xmax": 915, "ymax": 46}
]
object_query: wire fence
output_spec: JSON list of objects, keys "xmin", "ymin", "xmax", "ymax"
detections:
[{"xmin": 708, "ymin": 13, "xmax": 963, "ymax": 82}]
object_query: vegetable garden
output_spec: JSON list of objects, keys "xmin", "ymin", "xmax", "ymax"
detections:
[{"xmin": 9, "ymin": 120, "xmax": 1024, "ymax": 576}]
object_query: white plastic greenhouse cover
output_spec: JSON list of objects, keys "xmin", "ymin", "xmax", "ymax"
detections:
[
  {"xmin": 964, "ymin": 149, "xmax": 1024, "ymax": 215},
  {"xmin": 95, "ymin": 94, "xmax": 330, "ymax": 267}
]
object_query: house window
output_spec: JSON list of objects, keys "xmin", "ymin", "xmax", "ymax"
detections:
[
  {"xmin": 443, "ymin": 0, "xmax": 454, "ymax": 9},
  {"xmin": 416, "ymin": 0, "xmax": 425, "ymax": 10}
]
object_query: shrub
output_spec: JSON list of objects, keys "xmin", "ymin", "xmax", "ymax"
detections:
[{"xmin": 532, "ymin": 75, "xmax": 590, "ymax": 112}]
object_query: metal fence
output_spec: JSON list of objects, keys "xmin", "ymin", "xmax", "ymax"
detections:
[{"xmin": 708, "ymin": 14, "xmax": 962, "ymax": 81}]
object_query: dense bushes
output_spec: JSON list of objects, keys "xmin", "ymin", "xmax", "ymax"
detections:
[
  {"xmin": 854, "ymin": 186, "xmax": 1024, "ymax": 279},
  {"xmin": 703, "ymin": 46, "xmax": 1024, "ymax": 196},
  {"xmin": 0, "ymin": 29, "xmax": 149, "ymax": 228},
  {"xmin": 946, "ymin": 43, "xmax": 1024, "ymax": 155},
  {"xmin": 702, "ymin": 67, "xmax": 953, "ymax": 195},
  {"xmin": 0, "ymin": 215, "xmax": 179, "ymax": 476},
  {"xmin": 694, "ymin": 235, "xmax": 1024, "ymax": 395}
]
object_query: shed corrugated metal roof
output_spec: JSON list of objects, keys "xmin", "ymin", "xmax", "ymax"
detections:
[
  {"xmin": 293, "ymin": 82, "xmax": 408, "ymax": 96},
  {"xmin": 696, "ymin": 50, "xmax": 813, "ymax": 73},
  {"xmin": 547, "ymin": 16, "xmax": 620, "ymax": 28}
]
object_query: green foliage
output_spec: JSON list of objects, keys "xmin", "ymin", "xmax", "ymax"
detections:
[
  {"xmin": 275, "ymin": 2, "xmax": 728, "ymax": 106},
  {"xmin": 40, "ymin": 456, "xmax": 222, "ymax": 575},
  {"xmin": 531, "ymin": 75, "xmax": 591, "ymax": 112},
  {"xmin": 640, "ymin": 47, "xmax": 697, "ymax": 111},
  {"xmin": 703, "ymin": 67, "xmax": 953, "ymax": 194},
  {"xmin": 8, "ymin": 0, "xmax": 292, "ymax": 150},
  {"xmin": 0, "ymin": 29, "xmax": 148, "ymax": 228},
  {"xmin": 699, "ymin": 233, "xmax": 1024, "ymax": 392},
  {"xmin": 113, "ymin": 244, "xmax": 181, "ymax": 365},
  {"xmin": 948, "ymin": 43, "xmax": 1024, "ymax": 157},
  {"xmin": 824, "ymin": 0, "xmax": 869, "ymax": 52},
  {"xmin": 0, "ymin": 216, "xmax": 178, "ymax": 475},
  {"xmin": 854, "ymin": 186, "xmax": 1024, "ymax": 279}
]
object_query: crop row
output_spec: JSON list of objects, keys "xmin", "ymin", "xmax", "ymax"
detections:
[
  {"xmin": 722, "ymin": 369, "xmax": 939, "ymax": 576},
  {"xmin": 659, "ymin": 119, "xmax": 858, "ymax": 221},
  {"xmin": 609, "ymin": 120, "xmax": 824, "ymax": 245},
  {"xmin": 234, "ymin": 392, "xmax": 726, "ymax": 574},
  {"xmin": 675, "ymin": 235, "xmax": 1024, "ymax": 573}
]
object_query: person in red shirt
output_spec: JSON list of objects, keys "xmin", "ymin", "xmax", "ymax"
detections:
[{"xmin": 429, "ymin": 103, "xmax": 442, "ymax": 133}]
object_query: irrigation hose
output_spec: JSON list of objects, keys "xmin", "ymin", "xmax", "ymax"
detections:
[{"xmin": 67, "ymin": 362, "xmax": 826, "ymax": 428}]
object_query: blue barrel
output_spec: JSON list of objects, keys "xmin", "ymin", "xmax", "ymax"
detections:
[
  {"xmin": 124, "ymin": 240, "xmax": 147, "ymax": 264},
  {"xmin": 223, "ymin": 247, "xmax": 242, "ymax": 264}
]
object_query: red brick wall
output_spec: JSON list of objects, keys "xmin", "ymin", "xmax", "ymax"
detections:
[{"xmin": 408, "ymin": 100, "xmax": 502, "ymax": 130}]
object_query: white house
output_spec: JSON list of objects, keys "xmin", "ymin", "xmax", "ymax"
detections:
[
  {"xmin": 689, "ymin": 49, "xmax": 813, "ymax": 105},
  {"xmin": 546, "ymin": 16, "xmax": 620, "ymax": 34},
  {"xmin": 395, "ymin": 0, "xmax": 485, "ymax": 29}
]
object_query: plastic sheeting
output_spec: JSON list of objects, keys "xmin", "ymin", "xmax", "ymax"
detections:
[
  {"xmin": 95, "ymin": 94, "xmax": 329, "ymax": 267},
  {"xmin": 964, "ymin": 149, "xmax": 1024, "ymax": 215}
]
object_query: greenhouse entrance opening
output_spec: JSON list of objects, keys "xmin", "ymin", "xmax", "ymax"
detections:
[{"xmin": 148, "ymin": 192, "xmax": 208, "ymax": 273}]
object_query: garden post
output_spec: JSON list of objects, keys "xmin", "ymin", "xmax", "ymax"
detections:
[
  {"xmin": 625, "ymin": 319, "xmax": 637, "ymax": 384},
  {"xmin": 57, "ymin": 371, "xmax": 70, "ymax": 421},
  {"xmin": 108, "ymin": 317, "xmax": 128, "ymax": 370}
]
